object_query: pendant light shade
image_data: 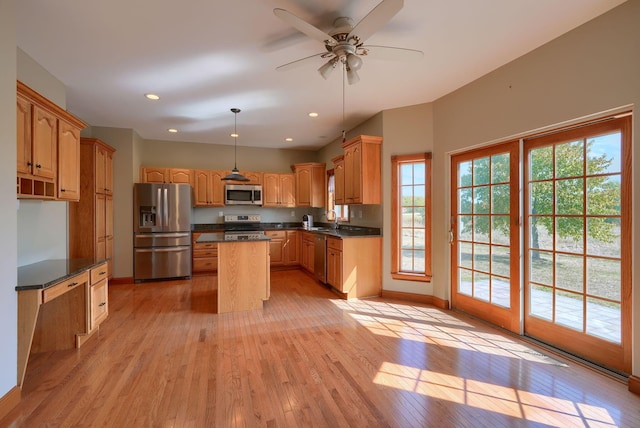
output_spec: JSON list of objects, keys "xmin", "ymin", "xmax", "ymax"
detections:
[{"xmin": 222, "ymin": 108, "xmax": 249, "ymax": 182}]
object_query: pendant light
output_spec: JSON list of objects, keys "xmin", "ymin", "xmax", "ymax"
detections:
[{"xmin": 222, "ymin": 108, "xmax": 249, "ymax": 182}]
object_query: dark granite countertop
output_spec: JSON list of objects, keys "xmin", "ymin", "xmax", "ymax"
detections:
[
  {"xmin": 17, "ymin": 258, "xmax": 108, "ymax": 291},
  {"xmin": 196, "ymin": 233, "xmax": 271, "ymax": 243},
  {"xmin": 192, "ymin": 223, "xmax": 381, "ymax": 238}
]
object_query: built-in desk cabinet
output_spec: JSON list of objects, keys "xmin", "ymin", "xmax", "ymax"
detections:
[
  {"xmin": 16, "ymin": 81, "xmax": 86, "ymax": 200},
  {"xmin": 17, "ymin": 260, "xmax": 109, "ymax": 387}
]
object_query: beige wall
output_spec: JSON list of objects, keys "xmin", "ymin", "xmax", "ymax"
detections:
[
  {"xmin": 0, "ymin": 0, "xmax": 18, "ymax": 396},
  {"xmin": 429, "ymin": 1, "xmax": 640, "ymax": 374}
]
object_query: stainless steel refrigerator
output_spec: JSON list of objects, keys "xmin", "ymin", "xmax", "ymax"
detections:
[{"xmin": 133, "ymin": 183, "xmax": 192, "ymax": 281}]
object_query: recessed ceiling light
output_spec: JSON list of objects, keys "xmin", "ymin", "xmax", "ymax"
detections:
[
  {"xmin": 145, "ymin": 93, "xmax": 160, "ymax": 100},
  {"xmin": 308, "ymin": 112, "xmax": 318, "ymax": 118},
  {"xmin": 230, "ymin": 133, "xmax": 239, "ymax": 138},
  {"xmin": 285, "ymin": 137, "xmax": 293, "ymax": 142},
  {"xmin": 167, "ymin": 128, "xmax": 178, "ymax": 133}
]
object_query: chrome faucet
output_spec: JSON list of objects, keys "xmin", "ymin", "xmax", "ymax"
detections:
[{"xmin": 326, "ymin": 210, "xmax": 339, "ymax": 229}]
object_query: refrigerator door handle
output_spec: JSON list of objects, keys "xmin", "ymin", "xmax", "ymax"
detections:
[
  {"xmin": 135, "ymin": 247, "xmax": 189, "ymax": 253},
  {"xmin": 163, "ymin": 188, "xmax": 169, "ymax": 228},
  {"xmin": 156, "ymin": 187, "xmax": 162, "ymax": 229},
  {"xmin": 135, "ymin": 233, "xmax": 190, "ymax": 239}
]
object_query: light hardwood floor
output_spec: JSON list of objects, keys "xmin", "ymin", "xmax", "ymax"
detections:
[{"xmin": 3, "ymin": 270, "xmax": 639, "ymax": 427}]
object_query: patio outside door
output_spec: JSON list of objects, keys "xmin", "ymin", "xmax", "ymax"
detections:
[
  {"xmin": 523, "ymin": 117, "xmax": 631, "ymax": 373},
  {"xmin": 450, "ymin": 141, "xmax": 520, "ymax": 333}
]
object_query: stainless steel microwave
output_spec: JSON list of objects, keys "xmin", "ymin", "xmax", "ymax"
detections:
[{"xmin": 225, "ymin": 184, "xmax": 263, "ymax": 205}]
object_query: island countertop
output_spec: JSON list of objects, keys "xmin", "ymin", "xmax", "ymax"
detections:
[{"xmin": 196, "ymin": 232, "xmax": 271, "ymax": 243}]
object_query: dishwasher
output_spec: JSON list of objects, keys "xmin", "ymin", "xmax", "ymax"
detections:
[{"xmin": 314, "ymin": 234, "xmax": 327, "ymax": 283}]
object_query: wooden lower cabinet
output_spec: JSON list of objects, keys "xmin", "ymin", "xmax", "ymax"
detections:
[
  {"xmin": 325, "ymin": 236, "xmax": 382, "ymax": 299},
  {"xmin": 266, "ymin": 230, "xmax": 299, "ymax": 267},
  {"xmin": 300, "ymin": 232, "xmax": 315, "ymax": 273},
  {"xmin": 192, "ymin": 232, "xmax": 218, "ymax": 273}
]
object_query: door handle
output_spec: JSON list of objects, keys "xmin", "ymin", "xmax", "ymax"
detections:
[
  {"xmin": 135, "ymin": 247, "xmax": 189, "ymax": 253},
  {"xmin": 163, "ymin": 188, "xmax": 169, "ymax": 228}
]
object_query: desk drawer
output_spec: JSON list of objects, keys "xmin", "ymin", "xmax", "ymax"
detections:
[
  {"xmin": 43, "ymin": 271, "xmax": 89, "ymax": 303},
  {"xmin": 90, "ymin": 262, "xmax": 108, "ymax": 285}
]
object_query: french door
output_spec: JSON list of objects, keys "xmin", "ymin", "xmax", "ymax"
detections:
[
  {"xmin": 450, "ymin": 115, "xmax": 632, "ymax": 373},
  {"xmin": 450, "ymin": 141, "xmax": 521, "ymax": 333},
  {"xmin": 523, "ymin": 117, "xmax": 631, "ymax": 373}
]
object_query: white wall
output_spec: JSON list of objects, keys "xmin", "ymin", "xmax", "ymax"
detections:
[{"xmin": 0, "ymin": 0, "xmax": 18, "ymax": 396}]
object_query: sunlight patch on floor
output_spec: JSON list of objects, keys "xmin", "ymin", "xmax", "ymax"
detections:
[
  {"xmin": 333, "ymin": 299, "xmax": 567, "ymax": 367},
  {"xmin": 374, "ymin": 362, "xmax": 617, "ymax": 427}
]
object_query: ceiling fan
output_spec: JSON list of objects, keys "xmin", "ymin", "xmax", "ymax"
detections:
[{"xmin": 273, "ymin": 0, "xmax": 423, "ymax": 84}]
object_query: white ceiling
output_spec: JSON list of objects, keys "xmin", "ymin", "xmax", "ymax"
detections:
[{"xmin": 16, "ymin": 0, "xmax": 625, "ymax": 151}]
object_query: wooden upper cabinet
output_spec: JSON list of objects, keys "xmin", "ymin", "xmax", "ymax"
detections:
[
  {"xmin": 140, "ymin": 167, "xmax": 167, "ymax": 183},
  {"xmin": 95, "ymin": 144, "xmax": 114, "ymax": 195},
  {"xmin": 332, "ymin": 155, "xmax": 345, "ymax": 206},
  {"xmin": 223, "ymin": 171, "xmax": 263, "ymax": 185},
  {"xmin": 293, "ymin": 163, "xmax": 325, "ymax": 208},
  {"xmin": 16, "ymin": 95, "xmax": 32, "ymax": 175},
  {"xmin": 168, "ymin": 168, "xmax": 193, "ymax": 185},
  {"xmin": 342, "ymin": 135, "xmax": 382, "ymax": 204},
  {"xmin": 194, "ymin": 169, "xmax": 224, "ymax": 206},
  {"xmin": 57, "ymin": 119, "xmax": 81, "ymax": 201},
  {"xmin": 140, "ymin": 167, "xmax": 193, "ymax": 185},
  {"xmin": 17, "ymin": 81, "xmax": 87, "ymax": 200},
  {"xmin": 263, "ymin": 173, "xmax": 295, "ymax": 207},
  {"xmin": 32, "ymin": 105, "xmax": 57, "ymax": 180}
]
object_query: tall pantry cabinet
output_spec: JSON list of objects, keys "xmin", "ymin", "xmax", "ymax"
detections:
[{"xmin": 69, "ymin": 138, "xmax": 116, "ymax": 278}]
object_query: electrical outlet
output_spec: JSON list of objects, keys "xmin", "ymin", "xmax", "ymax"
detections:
[
  {"xmin": 359, "ymin": 208, "xmax": 363, "ymax": 219},
  {"xmin": 291, "ymin": 210, "xmax": 295, "ymax": 217},
  {"xmin": 219, "ymin": 211, "xmax": 223, "ymax": 217}
]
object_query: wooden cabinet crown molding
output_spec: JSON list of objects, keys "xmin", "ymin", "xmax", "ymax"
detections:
[{"xmin": 17, "ymin": 81, "xmax": 87, "ymax": 130}]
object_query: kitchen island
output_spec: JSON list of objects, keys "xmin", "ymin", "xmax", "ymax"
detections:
[{"xmin": 196, "ymin": 233, "xmax": 271, "ymax": 313}]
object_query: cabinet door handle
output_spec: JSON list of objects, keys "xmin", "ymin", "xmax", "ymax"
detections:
[
  {"xmin": 60, "ymin": 188, "xmax": 66, "ymax": 192},
  {"xmin": 27, "ymin": 161, "xmax": 32, "ymax": 166},
  {"xmin": 36, "ymin": 164, "xmax": 42, "ymax": 168},
  {"xmin": 68, "ymin": 282, "xmax": 78, "ymax": 287},
  {"xmin": 99, "ymin": 302, "xmax": 106, "ymax": 307},
  {"xmin": 99, "ymin": 271, "xmax": 106, "ymax": 275}
]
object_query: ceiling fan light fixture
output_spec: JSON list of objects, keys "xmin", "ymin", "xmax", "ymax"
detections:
[
  {"xmin": 346, "ymin": 65, "xmax": 360, "ymax": 85},
  {"xmin": 346, "ymin": 53, "xmax": 363, "ymax": 71},
  {"xmin": 318, "ymin": 57, "xmax": 338, "ymax": 80},
  {"xmin": 221, "ymin": 108, "xmax": 250, "ymax": 182}
]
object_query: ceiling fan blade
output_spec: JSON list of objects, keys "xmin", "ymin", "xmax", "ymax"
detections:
[
  {"xmin": 349, "ymin": 0, "xmax": 403, "ymax": 43},
  {"xmin": 276, "ymin": 53, "xmax": 327, "ymax": 72},
  {"xmin": 273, "ymin": 8, "xmax": 337, "ymax": 47},
  {"xmin": 361, "ymin": 45, "xmax": 423, "ymax": 61}
]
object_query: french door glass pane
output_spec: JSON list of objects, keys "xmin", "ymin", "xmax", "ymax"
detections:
[
  {"xmin": 530, "ymin": 285, "xmax": 553, "ymax": 320},
  {"xmin": 587, "ymin": 133, "xmax": 621, "ymax": 174},
  {"xmin": 527, "ymin": 127, "xmax": 624, "ymax": 346},
  {"xmin": 455, "ymin": 151, "xmax": 513, "ymax": 310}
]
